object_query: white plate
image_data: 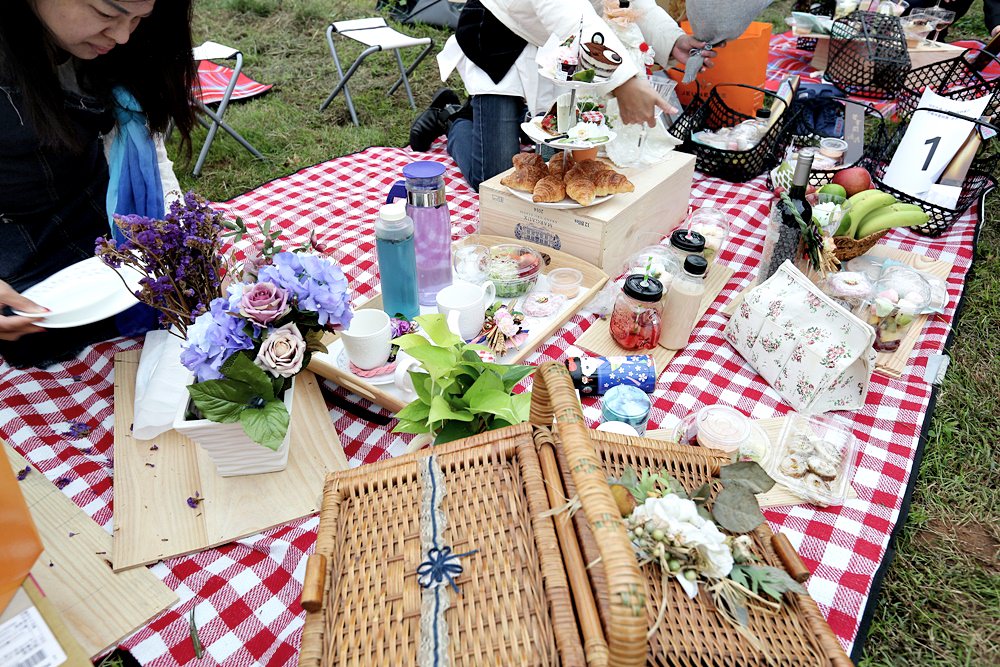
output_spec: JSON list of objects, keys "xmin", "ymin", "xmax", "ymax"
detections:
[
  {"xmin": 327, "ymin": 339, "xmax": 400, "ymax": 386},
  {"xmin": 504, "ymin": 186, "xmax": 613, "ymax": 210},
  {"xmin": 520, "ymin": 119, "xmax": 616, "ymax": 150},
  {"xmin": 537, "ymin": 67, "xmax": 609, "ymax": 89},
  {"xmin": 15, "ymin": 258, "xmax": 143, "ymax": 328}
]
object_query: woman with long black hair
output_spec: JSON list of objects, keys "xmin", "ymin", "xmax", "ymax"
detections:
[{"xmin": 0, "ymin": 0, "xmax": 196, "ymax": 366}]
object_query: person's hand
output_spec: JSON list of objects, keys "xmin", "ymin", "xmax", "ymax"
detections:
[
  {"xmin": 612, "ymin": 77, "xmax": 677, "ymax": 127},
  {"xmin": 0, "ymin": 281, "xmax": 47, "ymax": 341},
  {"xmin": 992, "ymin": 25, "xmax": 1000, "ymax": 38},
  {"xmin": 672, "ymin": 35, "xmax": 720, "ymax": 70}
]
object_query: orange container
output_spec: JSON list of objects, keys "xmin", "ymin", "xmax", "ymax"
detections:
[
  {"xmin": 668, "ymin": 21, "xmax": 772, "ymax": 117},
  {"xmin": 0, "ymin": 458, "xmax": 43, "ymax": 612}
]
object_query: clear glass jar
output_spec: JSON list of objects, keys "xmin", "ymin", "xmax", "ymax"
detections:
[
  {"xmin": 609, "ymin": 274, "xmax": 663, "ymax": 350},
  {"xmin": 668, "ymin": 228, "xmax": 706, "ymax": 267},
  {"xmin": 684, "ymin": 208, "xmax": 730, "ymax": 267}
]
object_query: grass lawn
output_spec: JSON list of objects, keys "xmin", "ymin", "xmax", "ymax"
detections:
[{"xmin": 158, "ymin": 1, "xmax": 999, "ymax": 665}]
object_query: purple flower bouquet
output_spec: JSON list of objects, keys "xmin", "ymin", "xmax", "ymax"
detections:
[{"xmin": 178, "ymin": 252, "xmax": 353, "ymax": 450}]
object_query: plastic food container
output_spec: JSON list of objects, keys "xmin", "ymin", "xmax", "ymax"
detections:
[
  {"xmin": 683, "ymin": 209, "xmax": 730, "ymax": 266},
  {"xmin": 547, "ymin": 267, "xmax": 584, "ymax": 298},
  {"xmin": 672, "ymin": 405, "xmax": 770, "ymax": 462},
  {"xmin": 764, "ymin": 414, "xmax": 859, "ymax": 507},
  {"xmin": 623, "ymin": 246, "xmax": 679, "ymax": 292},
  {"xmin": 487, "ymin": 244, "xmax": 543, "ymax": 298},
  {"xmin": 857, "ymin": 266, "xmax": 931, "ymax": 353}
]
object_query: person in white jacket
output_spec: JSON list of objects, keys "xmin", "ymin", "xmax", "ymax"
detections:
[{"xmin": 410, "ymin": 0, "xmax": 714, "ymax": 190}]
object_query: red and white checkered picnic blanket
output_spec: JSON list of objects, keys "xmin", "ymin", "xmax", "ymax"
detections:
[
  {"xmin": 0, "ymin": 134, "xmax": 982, "ymax": 665},
  {"xmin": 194, "ymin": 61, "xmax": 273, "ymax": 106}
]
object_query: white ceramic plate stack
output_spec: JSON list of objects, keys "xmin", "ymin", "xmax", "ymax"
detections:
[{"xmin": 13, "ymin": 256, "xmax": 144, "ymax": 328}]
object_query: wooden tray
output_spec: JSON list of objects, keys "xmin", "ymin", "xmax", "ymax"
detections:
[
  {"xmin": 574, "ymin": 264, "xmax": 735, "ymax": 376},
  {"xmin": 308, "ymin": 234, "xmax": 609, "ymax": 413},
  {"xmin": 4, "ymin": 444, "xmax": 177, "ymax": 658},
  {"xmin": 112, "ymin": 351, "xmax": 348, "ymax": 571},
  {"xmin": 724, "ymin": 247, "xmax": 953, "ymax": 379}
]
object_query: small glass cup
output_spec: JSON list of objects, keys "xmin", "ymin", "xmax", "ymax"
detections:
[{"xmin": 452, "ymin": 244, "xmax": 489, "ymax": 284}]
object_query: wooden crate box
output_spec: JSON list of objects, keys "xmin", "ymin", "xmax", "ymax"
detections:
[{"xmin": 478, "ymin": 151, "xmax": 696, "ymax": 271}]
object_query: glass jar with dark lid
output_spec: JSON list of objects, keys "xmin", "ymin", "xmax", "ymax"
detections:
[
  {"xmin": 669, "ymin": 229, "xmax": 706, "ymax": 266},
  {"xmin": 610, "ymin": 274, "xmax": 664, "ymax": 350}
]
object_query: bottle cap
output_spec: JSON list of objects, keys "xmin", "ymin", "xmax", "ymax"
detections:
[
  {"xmin": 683, "ymin": 254, "xmax": 708, "ymax": 276},
  {"xmin": 402, "ymin": 161, "xmax": 446, "ymax": 179},
  {"xmin": 379, "ymin": 202, "xmax": 407, "ymax": 223},
  {"xmin": 755, "ymin": 108, "xmax": 772, "ymax": 119},
  {"xmin": 670, "ymin": 228, "xmax": 706, "ymax": 254},
  {"xmin": 623, "ymin": 274, "xmax": 663, "ymax": 302}
]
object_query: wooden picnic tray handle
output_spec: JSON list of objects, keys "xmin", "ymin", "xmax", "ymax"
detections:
[
  {"xmin": 529, "ymin": 363, "xmax": 647, "ymax": 667},
  {"xmin": 301, "ymin": 554, "xmax": 328, "ymax": 612}
]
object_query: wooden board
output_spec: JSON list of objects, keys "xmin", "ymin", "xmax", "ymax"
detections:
[
  {"xmin": 18, "ymin": 578, "xmax": 91, "ymax": 666},
  {"xmin": 722, "ymin": 247, "xmax": 953, "ymax": 378},
  {"xmin": 644, "ymin": 417, "xmax": 859, "ymax": 508},
  {"xmin": 4, "ymin": 444, "xmax": 177, "ymax": 658},
  {"xmin": 808, "ymin": 33, "xmax": 965, "ymax": 72},
  {"xmin": 308, "ymin": 233, "xmax": 609, "ymax": 413},
  {"xmin": 574, "ymin": 264, "xmax": 736, "ymax": 376},
  {"xmin": 112, "ymin": 352, "xmax": 348, "ymax": 571}
]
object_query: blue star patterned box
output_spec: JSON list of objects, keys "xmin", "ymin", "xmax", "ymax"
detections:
[{"xmin": 564, "ymin": 355, "xmax": 656, "ymax": 396}]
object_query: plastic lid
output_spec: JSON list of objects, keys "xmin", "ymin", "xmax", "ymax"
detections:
[
  {"xmin": 488, "ymin": 244, "xmax": 542, "ymax": 279},
  {"xmin": 696, "ymin": 405, "xmax": 752, "ymax": 453},
  {"xmin": 402, "ymin": 161, "xmax": 446, "ymax": 179},
  {"xmin": 548, "ymin": 267, "xmax": 583, "ymax": 285},
  {"xmin": 379, "ymin": 202, "xmax": 407, "ymax": 223},
  {"xmin": 683, "ymin": 255, "xmax": 708, "ymax": 276},
  {"xmin": 755, "ymin": 108, "xmax": 772, "ymax": 119},
  {"xmin": 623, "ymin": 274, "xmax": 663, "ymax": 302},
  {"xmin": 670, "ymin": 228, "xmax": 706, "ymax": 254}
]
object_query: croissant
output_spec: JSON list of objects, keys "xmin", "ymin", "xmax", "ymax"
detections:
[
  {"xmin": 548, "ymin": 152, "xmax": 573, "ymax": 177},
  {"xmin": 592, "ymin": 170, "xmax": 635, "ymax": 196},
  {"xmin": 573, "ymin": 159, "xmax": 611, "ymax": 177},
  {"xmin": 532, "ymin": 175, "xmax": 567, "ymax": 203},
  {"xmin": 512, "ymin": 152, "xmax": 546, "ymax": 171},
  {"xmin": 501, "ymin": 166, "xmax": 547, "ymax": 192},
  {"xmin": 565, "ymin": 175, "xmax": 596, "ymax": 206}
]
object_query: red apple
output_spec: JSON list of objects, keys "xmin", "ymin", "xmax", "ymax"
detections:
[{"xmin": 831, "ymin": 167, "xmax": 873, "ymax": 197}]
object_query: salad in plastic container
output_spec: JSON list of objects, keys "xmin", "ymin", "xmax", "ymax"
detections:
[{"xmin": 487, "ymin": 244, "xmax": 543, "ymax": 298}]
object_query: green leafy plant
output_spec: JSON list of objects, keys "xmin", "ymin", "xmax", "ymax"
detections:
[{"xmin": 392, "ymin": 314, "xmax": 534, "ymax": 444}]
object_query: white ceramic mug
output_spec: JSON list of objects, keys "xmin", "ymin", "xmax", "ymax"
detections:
[
  {"xmin": 435, "ymin": 281, "xmax": 496, "ymax": 340},
  {"xmin": 394, "ymin": 356, "xmax": 423, "ymax": 399},
  {"xmin": 340, "ymin": 309, "xmax": 392, "ymax": 370}
]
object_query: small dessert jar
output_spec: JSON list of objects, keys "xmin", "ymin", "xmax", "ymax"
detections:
[
  {"xmin": 609, "ymin": 275, "xmax": 663, "ymax": 351},
  {"xmin": 547, "ymin": 267, "xmax": 584, "ymax": 298},
  {"xmin": 684, "ymin": 209, "xmax": 730, "ymax": 267},
  {"xmin": 601, "ymin": 384, "xmax": 652, "ymax": 436},
  {"xmin": 623, "ymin": 246, "xmax": 679, "ymax": 294},
  {"xmin": 667, "ymin": 228, "xmax": 706, "ymax": 268}
]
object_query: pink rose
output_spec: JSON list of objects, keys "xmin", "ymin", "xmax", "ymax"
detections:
[
  {"xmin": 240, "ymin": 282, "xmax": 289, "ymax": 326},
  {"xmin": 254, "ymin": 323, "xmax": 306, "ymax": 377}
]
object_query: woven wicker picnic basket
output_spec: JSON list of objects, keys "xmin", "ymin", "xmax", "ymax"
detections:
[{"xmin": 299, "ymin": 363, "xmax": 852, "ymax": 666}]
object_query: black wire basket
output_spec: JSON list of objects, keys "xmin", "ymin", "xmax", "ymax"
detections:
[
  {"xmin": 767, "ymin": 97, "xmax": 889, "ymax": 189},
  {"xmin": 868, "ymin": 108, "xmax": 998, "ymax": 237},
  {"xmin": 668, "ymin": 83, "xmax": 797, "ymax": 183},
  {"xmin": 826, "ymin": 10, "xmax": 910, "ymax": 99},
  {"xmin": 896, "ymin": 49, "xmax": 1000, "ymax": 120}
]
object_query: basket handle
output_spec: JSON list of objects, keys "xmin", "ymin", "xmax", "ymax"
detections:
[
  {"xmin": 529, "ymin": 363, "xmax": 648, "ymax": 667},
  {"xmin": 960, "ymin": 46, "xmax": 1000, "ymax": 73},
  {"xmin": 909, "ymin": 106, "xmax": 999, "ymax": 135}
]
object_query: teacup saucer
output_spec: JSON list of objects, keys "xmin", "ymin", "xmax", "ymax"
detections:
[{"xmin": 330, "ymin": 339, "xmax": 397, "ymax": 385}]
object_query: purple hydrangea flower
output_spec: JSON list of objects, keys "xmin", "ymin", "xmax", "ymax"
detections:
[
  {"xmin": 258, "ymin": 253, "xmax": 353, "ymax": 329},
  {"xmin": 180, "ymin": 296, "xmax": 254, "ymax": 382}
]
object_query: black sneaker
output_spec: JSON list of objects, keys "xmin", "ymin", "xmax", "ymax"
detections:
[{"xmin": 409, "ymin": 89, "xmax": 461, "ymax": 152}]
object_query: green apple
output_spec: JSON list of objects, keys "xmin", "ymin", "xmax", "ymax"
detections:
[{"xmin": 818, "ymin": 183, "xmax": 847, "ymax": 199}]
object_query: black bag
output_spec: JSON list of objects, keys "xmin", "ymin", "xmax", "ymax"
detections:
[
  {"xmin": 378, "ymin": 0, "xmax": 466, "ymax": 30},
  {"xmin": 793, "ymin": 83, "xmax": 845, "ymax": 138}
]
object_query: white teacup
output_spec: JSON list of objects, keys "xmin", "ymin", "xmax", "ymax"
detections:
[
  {"xmin": 340, "ymin": 309, "xmax": 392, "ymax": 370},
  {"xmin": 435, "ymin": 281, "xmax": 496, "ymax": 340},
  {"xmin": 394, "ymin": 356, "xmax": 424, "ymax": 399}
]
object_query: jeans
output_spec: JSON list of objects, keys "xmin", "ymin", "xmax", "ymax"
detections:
[{"xmin": 446, "ymin": 94, "xmax": 526, "ymax": 192}]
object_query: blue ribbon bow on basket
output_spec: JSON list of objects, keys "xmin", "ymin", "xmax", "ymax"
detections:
[{"xmin": 417, "ymin": 546, "xmax": 477, "ymax": 593}]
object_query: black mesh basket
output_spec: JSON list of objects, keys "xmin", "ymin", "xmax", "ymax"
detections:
[
  {"xmin": 826, "ymin": 11, "xmax": 910, "ymax": 99},
  {"xmin": 668, "ymin": 83, "xmax": 797, "ymax": 183},
  {"xmin": 896, "ymin": 49, "xmax": 1000, "ymax": 120},
  {"xmin": 767, "ymin": 98, "xmax": 889, "ymax": 189},
  {"xmin": 869, "ymin": 108, "xmax": 998, "ymax": 237}
]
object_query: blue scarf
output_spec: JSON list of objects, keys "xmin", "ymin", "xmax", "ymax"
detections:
[
  {"xmin": 106, "ymin": 86, "xmax": 164, "ymax": 336},
  {"xmin": 106, "ymin": 86, "xmax": 164, "ymax": 241}
]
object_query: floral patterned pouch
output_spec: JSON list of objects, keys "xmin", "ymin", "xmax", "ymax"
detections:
[{"xmin": 724, "ymin": 260, "xmax": 876, "ymax": 413}]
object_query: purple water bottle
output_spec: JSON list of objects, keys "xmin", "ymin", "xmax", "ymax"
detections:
[{"xmin": 386, "ymin": 161, "xmax": 452, "ymax": 305}]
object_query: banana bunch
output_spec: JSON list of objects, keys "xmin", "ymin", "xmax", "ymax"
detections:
[{"xmin": 833, "ymin": 190, "xmax": 929, "ymax": 239}]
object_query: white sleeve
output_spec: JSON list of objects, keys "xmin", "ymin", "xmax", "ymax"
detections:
[
  {"xmin": 153, "ymin": 133, "xmax": 182, "ymax": 206},
  {"xmin": 629, "ymin": 0, "xmax": 687, "ymax": 70}
]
